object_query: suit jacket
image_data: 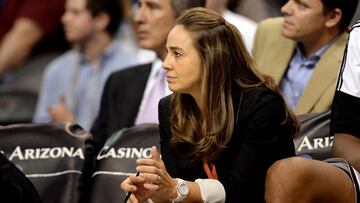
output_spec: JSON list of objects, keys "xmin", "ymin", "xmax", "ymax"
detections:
[
  {"xmin": 159, "ymin": 86, "xmax": 295, "ymax": 202},
  {"xmin": 91, "ymin": 63, "xmax": 152, "ymax": 146},
  {"xmin": 253, "ymin": 17, "xmax": 348, "ymax": 114}
]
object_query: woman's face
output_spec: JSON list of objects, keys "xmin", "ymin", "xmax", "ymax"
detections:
[{"xmin": 163, "ymin": 25, "xmax": 202, "ymax": 97}]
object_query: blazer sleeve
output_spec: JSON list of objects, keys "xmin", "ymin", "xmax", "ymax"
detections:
[
  {"xmin": 218, "ymin": 94, "xmax": 295, "ymax": 202},
  {"xmin": 158, "ymin": 96, "xmax": 179, "ymax": 176}
]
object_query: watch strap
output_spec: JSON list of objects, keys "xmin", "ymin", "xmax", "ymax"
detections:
[{"xmin": 170, "ymin": 178, "xmax": 189, "ymax": 203}]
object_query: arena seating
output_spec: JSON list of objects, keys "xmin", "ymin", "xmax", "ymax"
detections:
[
  {"xmin": 89, "ymin": 124, "xmax": 159, "ymax": 203},
  {"xmin": 0, "ymin": 85, "xmax": 37, "ymax": 125},
  {"xmin": 0, "ymin": 111, "xmax": 331, "ymax": 202},
  {"xmin": 0, "ymin": 123, "xmax": 92, "ymax": 203}
]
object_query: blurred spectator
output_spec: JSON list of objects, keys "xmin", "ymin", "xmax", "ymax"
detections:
[
  {"xmin": 353, "ymin": 0, "xmax": 360, "ymax": 24},
  {"xmin": 115, "ymin": 0, "xmax": 156, "ymax": 64},
  {"xmin": 206, "ymin": 0, "xmax": 257, "ymax": 52},
  {"xmin": 253, "ymin": 0, "xmax": 358, "ymax": 114},
  {"xmin": 236, "ymin": 0, "xmax": 282, "ymax": 22},
  {"xmin": 33, "ymin": 0, "xmax": 138, "ymax": 130},
  {"xmin": 0, "ymin": 0, "xmax": 66, "ymax": 85}
]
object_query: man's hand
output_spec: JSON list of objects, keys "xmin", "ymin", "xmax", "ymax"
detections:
[{"xmin": 47, "ymin": 94, "xmax": 76, "ymax": 123}]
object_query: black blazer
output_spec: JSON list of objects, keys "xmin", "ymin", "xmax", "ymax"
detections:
[
  {"xmin": 158, "ymin": 86, "xmax": 296, "ymax": 203},
  {"xmin": 91, "ymin": 63, "xmax": 152, "ymax": 146}
]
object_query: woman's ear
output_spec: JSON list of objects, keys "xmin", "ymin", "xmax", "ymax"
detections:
[
  {"xmin": 325, "ymin": 8, "xmax": 342, "ymax": 29},
  {"xmin": 94, "ymin": 12, "xmax": 110, "ymax": 32}
]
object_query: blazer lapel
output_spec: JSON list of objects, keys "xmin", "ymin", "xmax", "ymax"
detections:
[
  {"xmin": 270, "ymin": 41, "xmax": 295, "ymax": 85},
  {"xmin": 253, "ymin": 18, "xmax": 295, "ymax": 85},
  {"xmin": 295, "ymin": 32, "xmax": 348, "ymax": 114}
]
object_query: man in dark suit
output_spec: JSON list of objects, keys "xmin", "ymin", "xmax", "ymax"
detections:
[{"xmin": 91, "ymin": 0, "xmax": 206, "ymax": 146}]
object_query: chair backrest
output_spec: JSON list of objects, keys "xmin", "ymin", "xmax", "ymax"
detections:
[
  {"xmin": 0, "ymin": 123, "xmax": 92, "ymax": 203},
  {"xmin": 0, "ymin": 152, "xmax": 42, "ymax": 203},
  {"xmin": 294, "ymin": 110, "xmax": 332, "ymax": 160},
  {"xmin": 0, "ymin": 86, "xmax": 38, "ymax": 125},
  {"xmin": 90, "ymin": 124, "xmax": 160, "ymax": 203}
]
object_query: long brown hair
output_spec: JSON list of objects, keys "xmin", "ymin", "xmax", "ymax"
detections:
[{"xmin": 170, "ymin": 8, "xmax": 299, "ymax": 163}]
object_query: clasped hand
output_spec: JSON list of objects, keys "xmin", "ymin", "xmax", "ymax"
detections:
[{"xmin": 121, "ymin": 146, "xmax": 177, "ymax": 203}]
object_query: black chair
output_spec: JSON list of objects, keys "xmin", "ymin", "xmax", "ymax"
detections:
[
  {"xmin": 90, "ymin": 124, "xmax": 160, "ymax": 203},
  {"xmin": 294, "ymin": 111, "xmax": 332, "ymax": 160},
  {"xmin": 0, "ymin": 85, "xmax": 38, "ymax": 125},
  {"xmin": 0, "ymin": 123, "xmax": 93, "ymax": 203}
]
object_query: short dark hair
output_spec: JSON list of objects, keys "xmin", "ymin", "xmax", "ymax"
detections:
[
  {"xmin": 86, "ymin": 0, "xmax": 123, "ymax": 36},
  {"xmin": 170, "ymin": 0, "xmax": 206, "ymax": 17},
  {"xmin": 321, "ymin": 0, "xmax": 359, "ymax": 32}
]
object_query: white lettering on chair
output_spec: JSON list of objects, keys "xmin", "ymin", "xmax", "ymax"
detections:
[
  {"xmin": 9, "ymin": 146, "xmax": 85, "ymax": 160},
  {"xmin": 97, "ymin": 147, "xmax": 152, "ymax": 160},
  {"xmin": 297, "ymin": 136, "xmax": 334, "ymax": 152}
]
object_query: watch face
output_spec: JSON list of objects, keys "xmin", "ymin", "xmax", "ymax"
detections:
[{"xmin": 178, "ymin": 182, "xmax": 189, "ymax": 196}]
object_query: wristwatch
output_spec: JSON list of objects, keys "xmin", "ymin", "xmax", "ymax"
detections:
[{"xmin": 170, "ymin": 178, "xmax": 189, "ymax": 202}]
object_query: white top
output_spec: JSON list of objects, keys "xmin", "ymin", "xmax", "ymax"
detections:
[
  {"xmin": 195, "ymin": 179, "xmax": 226, "ymax": 203},
  {"xmin": 134, "ymin": 59, "xmax": 171, "ymax": 125},
  {"xmin": 337, "ymin": 21, "xmax": 360, "ymax": 98},
  {"xmin": 223, "ymin": 9, "xmax": 257, "ymax": 52}
]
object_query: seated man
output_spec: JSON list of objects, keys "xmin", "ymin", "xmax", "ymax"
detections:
[
  {"xmin": 265, "ymin": 19, "xmax": 360, "ymax": 203},
  {"xmin": 33, "ymin": 0, "xmax": 138, "ymax": 130},
  {"xmin": 253, "ymin": 0, "xmax": 358, "ymax": 114}
]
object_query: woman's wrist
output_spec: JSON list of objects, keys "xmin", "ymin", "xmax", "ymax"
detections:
[
  {"xmin": 169, "ymin": 178, "xmax": 179, "ymax": 200},
  {"xmin": 151, "ymin": 178, "xmax": 178, "ymax": 202}
]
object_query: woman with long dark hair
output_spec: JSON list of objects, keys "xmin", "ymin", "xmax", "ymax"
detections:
[{"xmin": 121, "ymin": 7, "xmax": 298, "ymax": 203}]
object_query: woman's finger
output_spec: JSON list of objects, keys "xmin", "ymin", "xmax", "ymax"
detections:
[
  {"xmin": 129, "ymin": 175, "xmax": 145, "ymax": 183},
  {"xmin": 136, "ymin": 165, "xmax": 164, "ymax": 181},
  {"xmin": 121, "ymin": 175, "xmax": 145, "ymax": 193},
  {"xmin": 138, "ymin": 172, "xmax": 162, "ymax": 184},
  {"xmin": 143, "ymin": 182, "xmax": 160, "ymax": 190},
  {"xmin": 151, "ymin": 146, "xmax": 161, "ymax": 161},
  {"xmin": 121, "ymin": 177, "xmax": 133, "ymax": 191},
  {"xmin": 136, "ymin": 158, "xmax": 162, "ymax": 169},
  {"xmin": 136, "ymin": 146, "xmax": 163, "ymax": 168},
  {"xmin": 129, "ymin": 194, "xmax": 139, "ymax": 203}
]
